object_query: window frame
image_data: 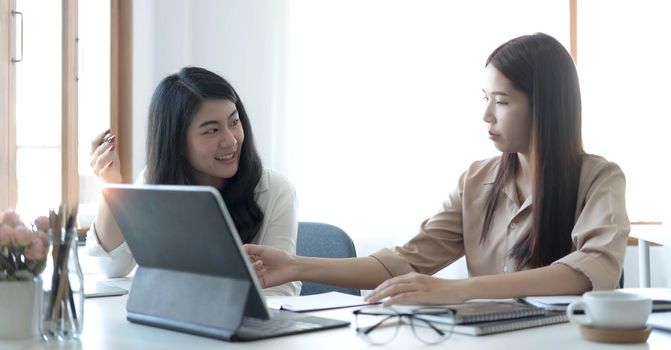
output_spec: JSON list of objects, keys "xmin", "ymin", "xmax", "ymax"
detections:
[
  {"xmin": 1, "ymin": 0, "xmax": 17, "ymax": 210},
  {"xmin": 0, "ymin": 0, "xmax": 132, "ymax": 217}
]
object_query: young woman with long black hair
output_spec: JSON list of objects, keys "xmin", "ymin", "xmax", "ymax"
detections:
[
  {"xmin": 245, "ymin": 33, "xmax": 629, "ymax": 305},
  {"xmin": 87, "ymin": 67, "xmax": 299, "ymax": 296}
]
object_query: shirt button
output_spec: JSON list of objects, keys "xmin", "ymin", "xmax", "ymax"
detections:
[{"xmin": 510, "ymin": 223, "xmax": 518, "ymax": 230}]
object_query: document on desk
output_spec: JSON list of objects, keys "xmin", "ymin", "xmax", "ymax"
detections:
[
  {"xmin": 520, "ymin": 288, "xmax": 671, "ymax": 312},
  {"xmin": 266, "ymin": 292, "xmax": 372, "ymax": 312},
  {"xmin": 84, "ymin": 280, "xmax": 128, "ymax": 298},
  {"xmin": 648, "ymin": 312, "xmax": 671, "ymax": 333}
]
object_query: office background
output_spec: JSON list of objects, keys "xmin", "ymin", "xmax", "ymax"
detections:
[{"xmin": 3, "ymin": 0, "xmax": 670, "ymax": 287}]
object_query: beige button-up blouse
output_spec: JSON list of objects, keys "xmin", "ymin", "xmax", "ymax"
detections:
[{"xmin": 371, "ymin": 154, "xmax": 629, "ymax": 290}]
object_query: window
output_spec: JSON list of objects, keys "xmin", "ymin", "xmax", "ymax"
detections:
[
  {"xmin": 13, "ymin": 0, "xmax": 63, "ymax": 221},
  {"xmin": 78, "ymin": 0, "xmax": 111, "ymax": 228},
  {"xmin": 578, "ymin": 0, "xmax": 671, "ymax": 223},
  {"xmin": 285, "ymin": 0, "xmax": 570, "ymax": 255},
  {"xmin": 1, "ymin": 0, "xmax": 129, "ymax": 229}
]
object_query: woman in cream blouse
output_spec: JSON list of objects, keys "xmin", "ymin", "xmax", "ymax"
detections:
[
  {"xmin": 87, "ymin": 67, "xmax": 299, "ymax": 296},
  {"xmin": 245, "ymin": 33, "xmax": 629, "ymax": 305}
]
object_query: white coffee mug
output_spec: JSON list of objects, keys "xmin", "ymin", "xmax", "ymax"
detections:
[{"xmin": 566, "ymin": 291, "xmax": 652, "ymax": 329}]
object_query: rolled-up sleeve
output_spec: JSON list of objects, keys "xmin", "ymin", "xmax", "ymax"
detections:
[
  {"xmin": 85, "ymin": 171, "xmax": 144, "ymax": 278},
  {"xmin": 553, "ymin": 161, "xmax": 630, "ymax": 290},
  {"xmin": 255, "ymin": 171, "xmax": 301, "ymax": 296},
  {"xmin": 85, "ymin": 222, "xmax": 137, "ymax": 277}
]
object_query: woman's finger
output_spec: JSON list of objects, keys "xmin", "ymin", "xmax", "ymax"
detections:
[
  {"xmin": 366, "ymin": 273, "xmax": 417, "ymax": 301},
  {"xmin": 366, "ymin": 280, "xmax": 417, "ymax": 303},
  {"xmin": 92, "ymin": 143, "xmax": 116, "ymax": 175},
  {"xmin": 383, "ymin": 291, "xmax": 421, "ymax": 306},
  {"xmin": 90, "ymin": 138, "xmax": 114, "ymax": 169},
  {"xmin": 243, "ymin": 244, "xmax": 264, "ymax": 257},
  {"xmin": 97, "ymin": 160, "xmax": 115, "ymax": 177},
  {"xmin": 90, "ymin": 129, "xmax": 112, "ymax": 155}
]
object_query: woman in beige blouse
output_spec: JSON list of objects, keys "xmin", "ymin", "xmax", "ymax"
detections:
[{"xmin": 245, "ymin": 33, "xmax": 629, "ymax": 305}]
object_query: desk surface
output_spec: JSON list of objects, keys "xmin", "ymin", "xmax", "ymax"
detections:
[{"xmin": 2, "ymin": 295, "xmax": 671, "ymax": 350}]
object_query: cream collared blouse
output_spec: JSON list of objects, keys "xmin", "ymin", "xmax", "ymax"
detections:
[
  {"xmin": 86, "ymin": 168, "xmax": 301, "ymax": 296},
  {"xmin": 371, "ymin": 154, "xmax": 630, "ymax": 290}
]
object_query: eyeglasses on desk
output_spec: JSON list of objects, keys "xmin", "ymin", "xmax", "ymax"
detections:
[{"xmin": 353, "ymin": 306, "xmax": 455, "ymax": 345}]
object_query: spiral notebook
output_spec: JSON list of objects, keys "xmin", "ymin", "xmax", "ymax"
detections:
[
  {"xmin": 412, "ymin": 300, "xmax": 566, "ymax": 336},
  {"xmin": 416, "ymin": 300, "xmax": 547, "ymax": 325},
  {"xmin": 445, "ymin": 312, "xmax": 568, "ymax": 336}
]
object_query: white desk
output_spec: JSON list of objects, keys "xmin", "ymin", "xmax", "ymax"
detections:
[
  {"xmin": 629, "ymin": 224, "xmax": 671, "ymax": 288},
  {"xmin": 2, "ymin": 295, "xmax": 671, "ymax": 349}
]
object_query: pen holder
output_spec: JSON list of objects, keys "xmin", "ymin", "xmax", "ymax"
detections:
[{"xmin": 40, "ymin": 228, "xmax": 84, "ymax": 340}]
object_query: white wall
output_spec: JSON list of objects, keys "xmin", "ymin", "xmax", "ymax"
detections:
[
  {"xmin": 131, "ymin": 0, "xmax": 286, "ymax": 179},
  {"xmin": 130, "ymin": 1, "xmax": 671, "ymax": 288}
]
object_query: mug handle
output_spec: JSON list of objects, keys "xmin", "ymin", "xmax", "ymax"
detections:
[{"xmin": 566, "ymin": 301, "xmax": 590, "ymax": 326}]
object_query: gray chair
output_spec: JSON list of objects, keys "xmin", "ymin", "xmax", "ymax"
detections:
[{"xmin": 296, "ymin": 222, "xmax": 361, "ymax": 296}]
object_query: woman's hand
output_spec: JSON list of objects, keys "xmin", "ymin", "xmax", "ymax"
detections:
[
  {"xmin": 90, "ymin": 129, "xmax": 121, "ymax": 184},
  {"xmin": 244, "ymin": 244, "xmax": 297, "ymax": 288},
  {"xmin": 364, "ymin": 272, "xmax": 471, "ymax": 306}
]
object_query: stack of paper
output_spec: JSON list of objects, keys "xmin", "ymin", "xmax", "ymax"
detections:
[
  {"xmin": 520, "ymin": 288, "xmax": 671, "ymax": 312},
  {"xmin": 266, "ymin": 292, "xmax": 371, "ymax": 312}
]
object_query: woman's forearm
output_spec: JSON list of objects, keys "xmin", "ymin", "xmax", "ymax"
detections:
[
  {"xmin": 93, "ymin": 201, "xmax": 125, "ymax": 252},
  {"xmin": 466, "ymin": 264, "xmax": 592, "ymax": 299},
  {"xmin": 293, "ymin": 256, "xmax": 393, "ymax": 290}
]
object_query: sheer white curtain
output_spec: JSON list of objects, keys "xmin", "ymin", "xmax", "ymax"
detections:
[
  {"xmin": 578, "ymin": 0, "xmax": 671, "ymax": 287},
  {"xmin": 280, "ymin": 0, "xmax": 569, "ymax": 267},
  {"xmin": 578, "ymin": 0, "xmax": 671, "ymax": 223}
]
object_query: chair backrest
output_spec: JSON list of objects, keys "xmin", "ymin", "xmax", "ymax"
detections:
[{"xmin": 296, "ymin": 222, "xmax": 361, "ymax": 296}]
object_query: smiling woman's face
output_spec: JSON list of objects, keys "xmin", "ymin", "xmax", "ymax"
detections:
[
  {"xmin": 185, "ymin": 99, "xmax": 244, "ymax": 188},
  {"xmin": 481, "ymin": 65, "xmax": 532, "ymax": 155}
]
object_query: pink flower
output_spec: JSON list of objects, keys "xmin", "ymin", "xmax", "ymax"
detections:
[
  {"xmin": 24, "ymin": 236, "xmax": 47, "ymax": 260},
  {"xmin": 0, "ymin": 208, "xmax": 21, "ymax": 227},
  {"xmin": 12, "ymin": 224, "xmax": 34, "ymax": 246},
  {"xmin": 1, "ymin": 209, "xmax": 53, "ymax": 280},
  {"xmin": 0, "ymin": 223, "xmax": 14, "ymax": 245},
  {"xmin": 38, "ymin": 231, "xmax": 49, "ymax": 248},
  {"xmin": 34, "ymin": 216, "xmax": 50, "ymax": 232}
]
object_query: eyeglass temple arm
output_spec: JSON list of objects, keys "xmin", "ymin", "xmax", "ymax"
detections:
[{"xmin": 358, "ymin": 315, "xmax": 398, "ymax": 336}]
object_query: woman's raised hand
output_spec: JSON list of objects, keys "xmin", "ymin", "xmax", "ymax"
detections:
[
  {"xmin": 90, "ymin": 129, "xmax": 121, "ymax": 184},
  {"xmin": 244, "ymin": 244, "xmax": 296, "ymax": 289}
]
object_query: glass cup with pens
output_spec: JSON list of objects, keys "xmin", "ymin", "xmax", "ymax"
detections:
[
  {"xmin": 40, "ymin": 205, "xmax": 84, "ymax": 341},
  {"xmin": 353, "ymin": 306, "xmax": 455, "ymax": 345}
]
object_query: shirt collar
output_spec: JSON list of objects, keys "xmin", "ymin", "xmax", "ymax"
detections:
[{"xmin": 482, "ymin": 166, "xmax": 532, "ymax": 209}]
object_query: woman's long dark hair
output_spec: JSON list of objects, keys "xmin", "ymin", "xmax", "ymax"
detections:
[
  {"xmin": 145, "ymin": 67, "xmax": 264, "ymax": 243},
  {"xmin": 480, "ymin": 33, "xmax": 584, "ymax": 269}
]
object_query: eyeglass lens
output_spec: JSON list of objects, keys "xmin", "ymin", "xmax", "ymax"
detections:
[
  {"xmin": 354, "ymin": 306, "xmax": 455, "ymax": 345},
  {"xmin": 355, "ymin": 307, "xmax": 401, "ymax": 345}
]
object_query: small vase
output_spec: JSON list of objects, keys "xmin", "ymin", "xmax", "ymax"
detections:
[
  {"xmin": 40, "ymin": 229, "xmax": 84, "ymax": 340},
  {"xmin": 0, "ymin": 277, "xmax": 42, "ymax": 340}
]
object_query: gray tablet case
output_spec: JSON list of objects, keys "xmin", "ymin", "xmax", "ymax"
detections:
[{"xmin": 103, "ymin": 184, "xmax": 349, "ymax": 341}]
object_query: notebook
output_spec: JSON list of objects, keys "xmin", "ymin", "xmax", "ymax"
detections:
[
  {"xmin": 443, "ymin": 312, "xmax": 568, "ymax": 336},
  {"xmin": 84, "ymin": 280, "xmax": 128, "ymax": 298},
  {"xmin": 413, "ymin": 300, "xmax": 547, "ymax": 325},
  {"xmin": 102, "ymin": 184, "xmax": 350, "ymax": 342}
]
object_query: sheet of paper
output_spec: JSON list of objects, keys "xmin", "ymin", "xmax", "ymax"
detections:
[
  {"xmin": 266, "ymin": 291, "xmax": 371, "ymax": 312},
  {"xmin": 522, "ymin": 289, "xmax": 671, "ymax": 312},
  {"xmin": 648, "ymin": 312, "xmax": 671, "ymax": 332},
  {"xmin": 523, "ymin": 296, "xmax": 580, "ymax": 306}
]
